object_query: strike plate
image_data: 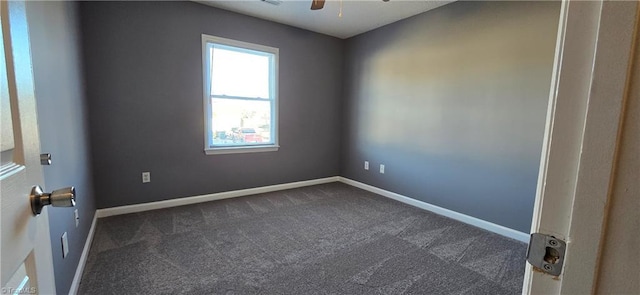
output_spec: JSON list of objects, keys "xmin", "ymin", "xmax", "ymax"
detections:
[{"xmin": 526, "ymin": 233, "xmax": 566, "ymax": 276}]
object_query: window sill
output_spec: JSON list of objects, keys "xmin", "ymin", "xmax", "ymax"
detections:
[{"xmin": 205, "ymin": 145, "xmax": 279, "ymax": 155}]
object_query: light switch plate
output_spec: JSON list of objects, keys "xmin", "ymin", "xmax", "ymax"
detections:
[
  {"xmin": 61, "ymin": 232, "xmax": 69, "ymax": 258},
  {"xmin": 380, "ymin": 164, "xmax": 385, "ymax": 174},
  {"xmin": 74, "ymin": 209, "xmax": 79, "ymax": 228},
  {"xmin": 364, "ymin": 161, "xmax": 369, "ymax": 170}
]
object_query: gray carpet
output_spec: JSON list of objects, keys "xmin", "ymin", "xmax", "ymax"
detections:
[{"xmin": 78, "ymin": 182, "xmax": 527, "ymax": 294}]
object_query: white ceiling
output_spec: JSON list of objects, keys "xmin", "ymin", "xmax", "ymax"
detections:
[{"xmin": 195, "ymin": 0, "xmax": 454, "ymax": 39}]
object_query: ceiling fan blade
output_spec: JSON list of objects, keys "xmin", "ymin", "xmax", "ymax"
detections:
[{"xmin": 310, "ymin": 0, "xmax": 325, "ymax": 10}]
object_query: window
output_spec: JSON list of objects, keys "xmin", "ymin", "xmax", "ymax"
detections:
[{"xmin": 202, "ymin": 34, "xmax": 279, "ymax": 155}]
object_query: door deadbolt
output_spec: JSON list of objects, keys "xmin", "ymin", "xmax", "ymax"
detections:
[{"xmin": 30, "ymin": 185, "xmax": 76, "ymax": 215}]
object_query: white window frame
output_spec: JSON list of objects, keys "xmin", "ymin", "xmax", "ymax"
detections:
[{"xmin": 202, "ymin": 34, "xmax": 279, "ymax": 155}]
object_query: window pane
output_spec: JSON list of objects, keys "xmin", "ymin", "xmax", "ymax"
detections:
[
  {"xmin": 211, "ymin": 47, "xmax": 270, "ymax": 99},
  {"xmin": 211, "ymin": 98, "xmax": 272, "ymax": 146}
]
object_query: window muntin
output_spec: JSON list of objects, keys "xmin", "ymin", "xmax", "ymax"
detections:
[{"xmin": 202, "ymin": 35, "xmax": 278, "ymax": 154}]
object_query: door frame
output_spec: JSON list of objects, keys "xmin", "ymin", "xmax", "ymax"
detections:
[{"xmin": 523, "ymin": 0, "xmax": 638, "ymax": 294}]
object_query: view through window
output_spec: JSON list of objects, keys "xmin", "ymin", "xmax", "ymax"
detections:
[{"xmin": 203, "ymin": 35, "xmax": 278, "ymax": 154}]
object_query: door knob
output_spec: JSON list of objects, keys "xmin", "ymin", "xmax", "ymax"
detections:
[{"xmin": 30, "ymin": 185, "xmax": 76, "ymax": 215}]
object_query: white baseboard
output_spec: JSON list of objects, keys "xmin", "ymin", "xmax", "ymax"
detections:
[
  {"xmin": 96, "ymin": 177, "xmax": 340, "ymax": 218},
  {"xmin": 68, "ymin": 212, "xmax": 97, "ymax": 295},
  {"xmin": 338, "ymin": 177, "xmax": 530, "ymax": 243},
  {"xmin": 93, "ymin": 175, "xmax": 528, "ymax": 243}
]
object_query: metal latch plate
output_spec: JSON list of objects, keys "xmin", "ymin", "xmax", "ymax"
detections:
[{"xmin": 526, "ymin": 233, "xmax": 566, "ymax": 276}]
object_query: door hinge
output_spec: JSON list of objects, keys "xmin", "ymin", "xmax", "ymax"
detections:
[{"xmin": 526, "ymin": 233, "xmax": 566, "ymax": 276}]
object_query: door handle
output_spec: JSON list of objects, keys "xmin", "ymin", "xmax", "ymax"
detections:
[{"xmin": 30, "ymin": 185, "xmax": 76, "ymax": 215}]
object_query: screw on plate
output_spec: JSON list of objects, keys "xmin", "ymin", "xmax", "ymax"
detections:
[
  {"xmin": 548, "ymin": 239, "xmax": 559, "ymax": 247},
  {"xmin": 543, "ymin": 264, "xmax": 553, "ymax": 271}
]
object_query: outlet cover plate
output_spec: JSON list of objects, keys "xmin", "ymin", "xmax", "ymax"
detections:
[{"xmin": 142, "ymin": 172, "xmax": 151, "ymax": 183}]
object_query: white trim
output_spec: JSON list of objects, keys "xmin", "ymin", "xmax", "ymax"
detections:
[
  {"xmin": 92, "ymin": 176, "xmax": 529, "ymax": 243},
  {"xmin": 202, "ymin": 34, "xmax": 279, "ymax": 55},
  {"xmin": 202, "ymin": 34, "xmax": 212, "ymax": 153},
  {"xmin": 201, "ymin": 33, "xmax": 280, "ymax": 154},
  {"xmin": 68, "ymin": 212, "xmax": 98, "ymax": 295},
  {"xmin": 96, "ymin": 177, "xmax": 339, "ymax": 218},
  {"xmin": 205, "ymin": 145, "xmax": 279, "ymax": 155},
  {"xmin": 524, "ymin": 1, "xmax": 637, "ymax": 294},
  {"xmin": 94, "ymin": 175, "xmax": 529, "ymax": 242},
  {"xmin": 338, "ymin": 177, "xmax": 530, "ymax": 243}
]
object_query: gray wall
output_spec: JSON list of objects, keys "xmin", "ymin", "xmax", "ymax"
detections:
[
  {"xmin": 26, "ymin": 2, "xmax": 96, "ymax": 294},
  {"xmin": 78, "ymin": 1, "xmax": 558, "ymax": 233},
  {"xmin": 79, "ymin": 1, "xmax": 344, "ymax": 208},
  {"xmin": 341, "ymin": 1, "xmax": 560, "ymax": 233}
]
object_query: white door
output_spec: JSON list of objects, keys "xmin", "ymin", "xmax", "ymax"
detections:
[
  {"xmin": 524, "ymin": 0, "xmax": 638, "ymax": 294},
  {"xmin": 1, "ymin": 1, "xmax": 55, "ymax": 294}
]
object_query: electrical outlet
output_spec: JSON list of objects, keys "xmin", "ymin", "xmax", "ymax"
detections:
[
  {"xmin": 142, "ymin": 172, "xmax": 151, "ymax": 183},
  {"xmin": 364, "ymin": 161, "xmax": 369, "ymax": 170},
  {"xmin": 380, "ymin": 164, "xmax": 385, "ymax": 174},
  {"xmin": 74, "ymin": 209, "xmax": 79, "ymax": 228},
  {"xmin": 61, "ymin": 232, "xmax": 69, "ymax": 258}
]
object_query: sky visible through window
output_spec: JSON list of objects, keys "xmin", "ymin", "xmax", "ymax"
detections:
[{"xmin": 211, "ymin": 47, "xmax": 269, "ymax": 98}]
